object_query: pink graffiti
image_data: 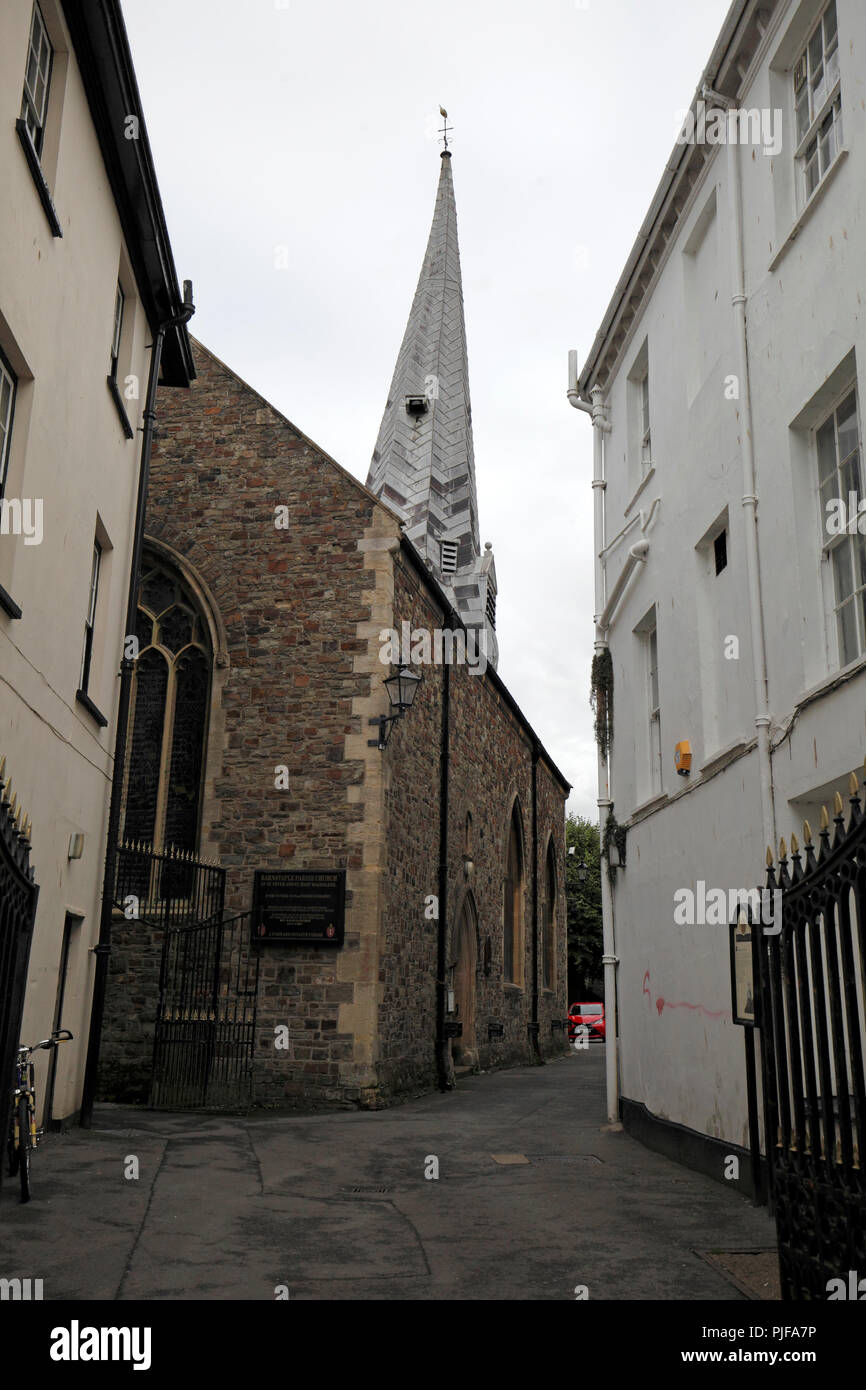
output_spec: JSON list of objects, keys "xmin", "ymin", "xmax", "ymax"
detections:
[{"xmin": 642, "ymin": 969, "xmax": 729, "ymax": 1021}]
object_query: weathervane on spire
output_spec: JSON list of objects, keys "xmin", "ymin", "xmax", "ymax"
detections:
[{"xmin": 438, "ymin": 106, "xmax": 453, "ymax": 150}]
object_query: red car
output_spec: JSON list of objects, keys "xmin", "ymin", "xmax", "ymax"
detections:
[{"xmin": 568, "ymin": 1002, "xmax": 605, "ymax": 1042}]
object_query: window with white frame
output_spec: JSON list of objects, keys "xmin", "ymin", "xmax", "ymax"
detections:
[
  {"xmin": 20, "ymin": 3, "xmax": 53, "ymax": 157},
  {"xmin": 79, "ymin": 539, "xmax": 102, "ymax": 694},
  {"xmin": 639, "ymin": 370, "xmax": 652, "ymax": 472},
  {"xmin": 110, "ymin": 282, "xmax": 124, "ymax": 379},
  {"xmin": 647, "ymin": 623, "xmax": 662, "ymax": 795},
  {"xmin": 0, "ymin": 353, "xmax": 17, "ymax": 499},
  {"xmin": 818, "ymin": 389, "xmax": 864, "ymax": 667},
  {"xmin": 794, "ymin": 1, "xmax": 842, "ymax": 205}
]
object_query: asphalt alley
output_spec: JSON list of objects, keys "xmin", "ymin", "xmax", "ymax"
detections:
[{"xmin": 0, "ymin": 1047, "xmax": 775, "ymax": 1300}]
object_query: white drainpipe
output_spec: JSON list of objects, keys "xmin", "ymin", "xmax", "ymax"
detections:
[
  {"xmin": 703, "ymin": 84, "xmax": 776, "ymax": 860},
  {"xmin": 568, "ymin": 352, "xmax": 621, "ymax": 1125}
]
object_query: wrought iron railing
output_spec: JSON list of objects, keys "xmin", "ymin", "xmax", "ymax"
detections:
[
  {"xmin": 758, "ymin": 763, "xmax": 866, "ymax": 1299},
  {"xmin": 114, "ymin": 840, "xmax": 225, "ymax": 928},
  {"xmin": 151, "ymin": 911, "xmax": 260, "ymax": 1109},
  {"xmin": 0, "ymin": 757, "xmax": 39, "ymax": 1205}
]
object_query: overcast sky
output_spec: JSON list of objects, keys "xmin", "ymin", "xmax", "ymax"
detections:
[{"xmin": 123, "ymin": 0, "xmax": 731, "ymax": 820}]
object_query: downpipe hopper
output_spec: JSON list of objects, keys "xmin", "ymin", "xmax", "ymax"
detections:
[{"xmin": 567, "ymin": 349, "xmax": 593, "ymax": 416}]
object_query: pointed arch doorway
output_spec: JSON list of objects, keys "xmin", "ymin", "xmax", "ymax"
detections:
[{"xmin": 453, "ymin": 894, "xmax": 478, "ymax": 1067}]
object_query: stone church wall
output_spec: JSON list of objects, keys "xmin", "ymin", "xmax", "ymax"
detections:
[
  {"xmin": 141, "ymin": 343, "xmax": 384, "ymax": 1108},
  {"xmin": 100, "ymin": 341, "xmax": 568, "ymax": 1112},
  {"xmin": 377, "ymin": 554, "xmax": 569, "ymax": 1098}
]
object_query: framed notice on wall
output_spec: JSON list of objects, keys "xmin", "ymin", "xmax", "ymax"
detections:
[
  {"xmin": 729, "ymin": 912, "xmax": 757, "ymax": 1027},
  {"xmin": 252, "ymin": 869, "xmax": 346, "ymax": 946}
]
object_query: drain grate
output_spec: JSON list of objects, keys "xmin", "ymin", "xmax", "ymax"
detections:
[
  {"xmin": 526, "ymin": 1154, "xmax": 603, "ymax": 1165},
  {"xmin": 342, "ymin": 1185, "xmax": 393, "ymax": 1195}
]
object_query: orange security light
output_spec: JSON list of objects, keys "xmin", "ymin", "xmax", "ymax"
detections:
[{"xmin": 674, "ymin": 741, "xmax": 692, "ymax": 776}]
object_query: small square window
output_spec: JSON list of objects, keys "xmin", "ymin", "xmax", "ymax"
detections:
[{"xmin": 714, "ymin": 529, "xmax": 728, "ymax": 575}]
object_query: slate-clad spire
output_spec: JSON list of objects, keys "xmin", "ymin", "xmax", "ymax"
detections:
[{"xmin": 367, "ymin": 149, "xmax": 498, "ymax": 667}]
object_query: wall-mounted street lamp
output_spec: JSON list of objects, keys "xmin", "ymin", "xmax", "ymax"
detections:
[
  {"xmin": 607, "ymin": 841, "xmax": 624, "ymax": 872},
  {"xmin": 577, "ymin": 859, "xmax": 588, "ymax": 883},
  {"xmin": 368, "ymin": 666, "xmax": 423, "ymax": 750}
]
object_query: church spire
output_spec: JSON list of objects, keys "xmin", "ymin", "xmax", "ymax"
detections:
[{"xmin": 366, "ymin": 139, "xmax": 498, "ymax": 667}]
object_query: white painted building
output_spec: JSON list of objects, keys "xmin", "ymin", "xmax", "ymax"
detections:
[
  {"xmin": 0, "ymin": 0, "xmax": 193, "ymax": 1126},
  {"xmin": 570, "ymin": 0, "xmax": 866, "ymax": 1179}
]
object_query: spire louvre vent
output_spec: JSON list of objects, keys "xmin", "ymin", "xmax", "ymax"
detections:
[
  {"xmin": 486, "ymin": 586, "xmax": 497, "ymax": 629},
  {"xmin": 440, "ymin": 540, "xmax": 458, "ymax": 575}
]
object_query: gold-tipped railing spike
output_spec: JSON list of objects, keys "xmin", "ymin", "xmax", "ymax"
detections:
[
  {"xmin": 803, "ymin": 820, "xmax": 812, "ymax": 845},
  {"xmin": 3, "ymin": 778, "xmax": 13, "ymax": 806},
  {"xmin": 766, "ymin": 846, "xmax": 774, "ymax": 867},
  {"xmin": 820, "ymin": 805, "xmax": 829, "ymax": 830},
  {"xmin": 779, "ymin": 836, "xmax": 787, "ymax": 860},
  {"xmin": 790, "ymin": 832, "xmax": 799, "ymax": 855},
  {"xmin": 851, "ymin": 771, "xmax": 860, "ymax": 795},
  {"xmin": 834, "ymin": 790, "xmax": 844, "ymax": 815},
  {"xmin": 0, "ymin": 755, "xmax": 6, "ymax": 784}
]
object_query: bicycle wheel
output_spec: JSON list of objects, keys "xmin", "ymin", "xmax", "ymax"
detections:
[
  {"xmin": 7, "ymin": 1117, "xmax": 18, "ymax": 1176},
  {"xmin": 17, "ymin": 1093, "xmax": 31, "ymax": 1203}
]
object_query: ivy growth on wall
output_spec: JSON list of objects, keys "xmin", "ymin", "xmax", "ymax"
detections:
[
  {"xmin": 590, "ymin": 648, "xmax": 613, "ymax": 761},
  {"xmin": 602, "ymin": 806, "xmax": 627, "ymax": 884}
]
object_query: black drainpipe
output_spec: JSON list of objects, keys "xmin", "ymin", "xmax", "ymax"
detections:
[
  {"xmin": 436, "ymin": 625, "xmax": 454, "ymax": 1092},
  {"xmin": 530, "ymin": 739, "xmax": 542, "ymax": 1062},
  {"xmin": 80, "ymin": 283, "xmax": 195, "ymax": 1128}
]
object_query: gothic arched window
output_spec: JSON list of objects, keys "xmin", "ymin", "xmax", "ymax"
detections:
[
  {"xmin": 503, "ymin": 804, "xmax": 524, "ymax": 986},
  {"xmin": 542, "ymin": 841, "xmax": 557, "ymax": 990},
  {"xmin": 122, "ymin": 555, "xmax": 212, "ymax": 856}
]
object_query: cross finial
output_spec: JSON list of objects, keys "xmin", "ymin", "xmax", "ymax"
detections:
[{"xmin": 438, "ymin": 106, "xmax": 452, "ymax": 151}]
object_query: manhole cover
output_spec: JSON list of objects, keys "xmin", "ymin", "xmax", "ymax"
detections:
[{"xmin": 526, "ymin": 1154, "xmax": 603, "ymax": 1165}]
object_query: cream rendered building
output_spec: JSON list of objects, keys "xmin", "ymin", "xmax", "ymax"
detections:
[
  {"xmin": 0, "ymin": 0, "xmax": 193, "ymax": 1126},
  {"xmin": 572, "ymin": 0, "xmax": 866, "ymax": 1187}
]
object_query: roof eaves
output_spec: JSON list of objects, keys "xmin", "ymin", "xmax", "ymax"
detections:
[
  {"xmin": 60, "ymin": 0, "xmax": 194, "ymax": 387},
  {"xmin": 577, "ymin": 0, "xmax": 778, "ymax": 397}
]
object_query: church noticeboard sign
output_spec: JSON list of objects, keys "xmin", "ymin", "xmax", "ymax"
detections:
[
  {"xmin": 252, "ymin": 870, "xmax": 346, "ymax": 946},
  {"xmin": 729, "ymin": 912, "xmax": 757, "ymax": 1027}
]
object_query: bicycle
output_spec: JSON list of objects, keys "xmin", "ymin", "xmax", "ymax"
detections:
[{"xmin": 6, "ymin": 1029, "xmax": 73, "ymax": 1203}]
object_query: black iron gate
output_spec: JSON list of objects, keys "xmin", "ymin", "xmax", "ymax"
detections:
[
  {"xmin": 151, "ymin": 912, "xmax": 260, "ymax": 1109},
  {"xmin": 0, "ymin": 763, "xmax": 38, "ymax": 1204},
  {"xmin": 757, "ymin": 772, "xmax": 866, "ymax": 1299}
]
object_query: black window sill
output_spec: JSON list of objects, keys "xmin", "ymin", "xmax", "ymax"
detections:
[
  {"xmin": 15, "ymin": 119, "xmax": 63, "ymax": 238},
  {"xmin": 0, "ymin": 581, "xmax": 22, "ymax": 619},
  {"xmin": 0, "ymin": 578, "xmax": 22, "ymax": 617},
  {"xmin": 107, "ymin": 375, "xmax": 135, "ymax": 439},
  {"xmin": 75, "ymin": 689, "xmax": 108, "ymax": 728}
]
